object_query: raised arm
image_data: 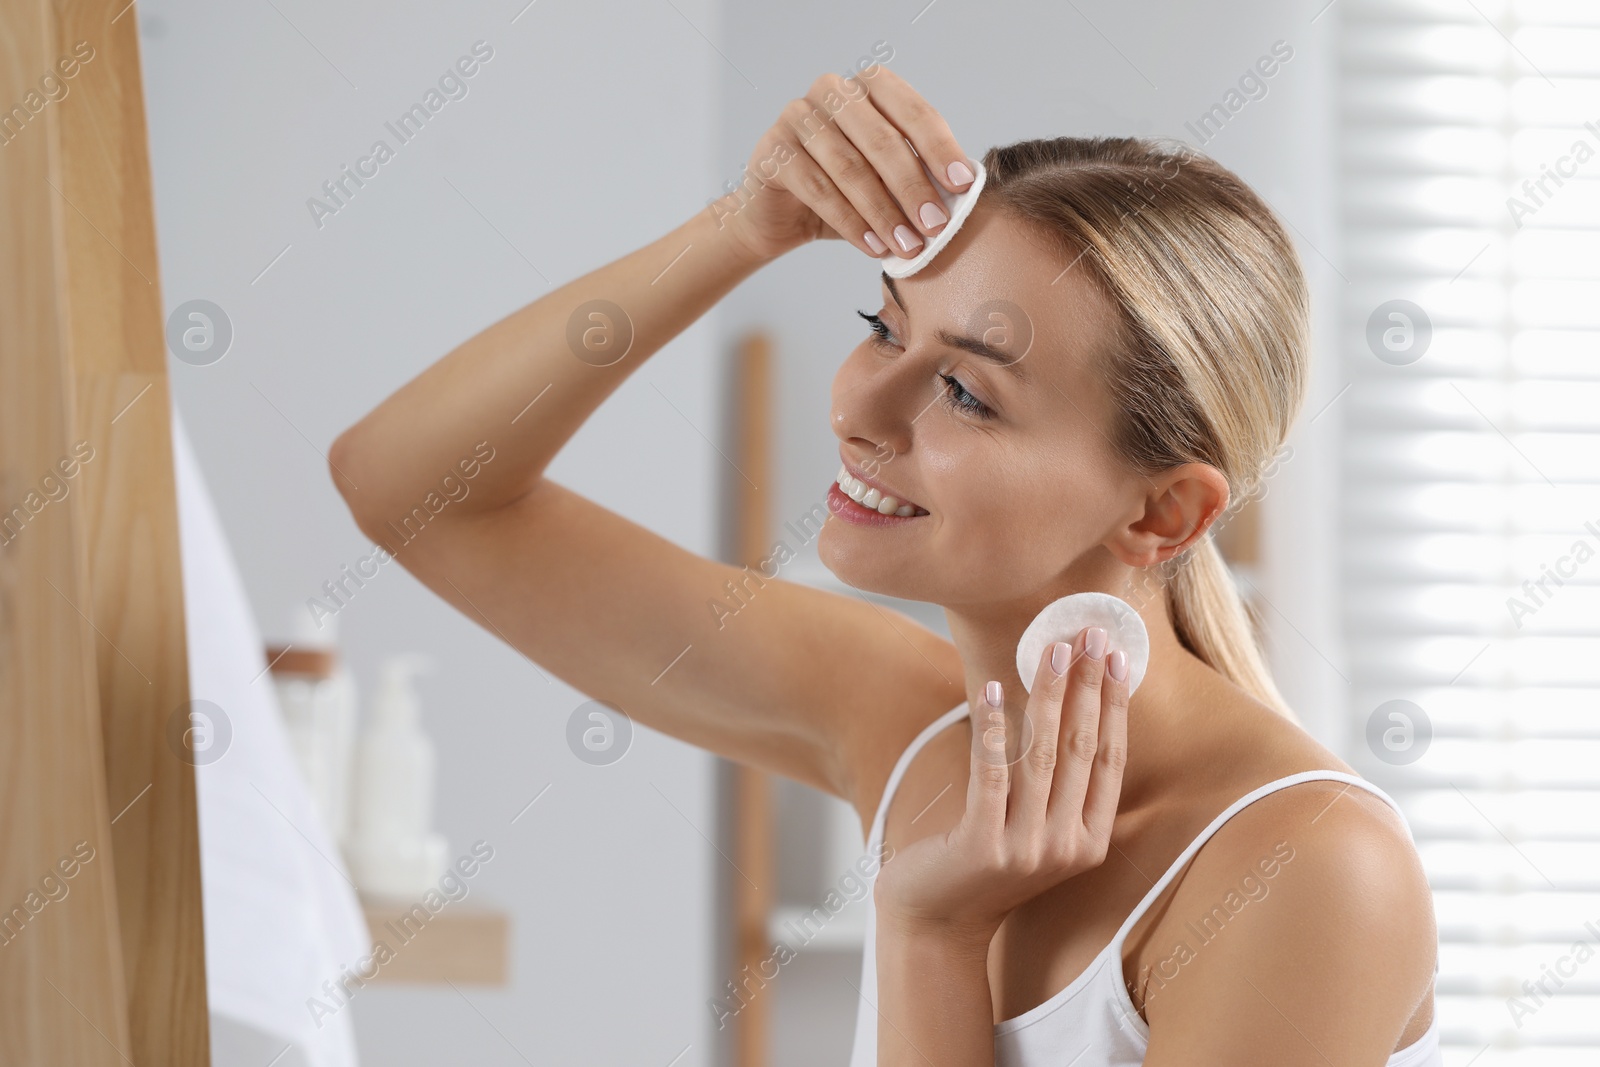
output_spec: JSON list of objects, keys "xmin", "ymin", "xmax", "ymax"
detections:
[{"xmin": 329, "ymin": 67, "xmax": 978, "ymax": 811}]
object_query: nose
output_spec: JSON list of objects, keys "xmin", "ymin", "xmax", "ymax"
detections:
[{"xmin": 830, "ymin": 344, "xmax": 926, "ymax": 459}]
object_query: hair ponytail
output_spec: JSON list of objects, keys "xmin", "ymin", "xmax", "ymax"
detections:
[{"xmin": 1168, "ymin": 538, "xmax": 1296, "ymax": 722}]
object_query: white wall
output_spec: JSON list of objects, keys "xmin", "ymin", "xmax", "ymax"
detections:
[{"xmin": 137, "ymin": 0, "xmax": 726, "ymax": 1063}]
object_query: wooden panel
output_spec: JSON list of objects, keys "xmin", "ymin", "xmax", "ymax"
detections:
[
  {"xmin": 58, "ymin": 1, "xmax": 211, "ymax": 1060},
  {"xmin": 0, "ymin": 1, "xmax": 134, "ymax": 1062},
  {"xmin": 0, "ymin": 0, "xmax": 211, "ymax": 1062},
  {"xmin": 730, "ymin": 334, "xmax": 775, "ymax": 1067}
]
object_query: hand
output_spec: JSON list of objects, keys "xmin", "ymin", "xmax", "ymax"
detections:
[
  {"xmin": 716, "ymin": 66, "xmax": 976, "ymax": 266},
  {"xmin": 873, "ymin": 626, "xmax": 1130, "ymax": 943}
]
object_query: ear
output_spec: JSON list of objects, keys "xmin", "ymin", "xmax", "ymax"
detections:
[{"xmin": 1106, "ymin": 462, "xmax": 1231, "ymax": 569}]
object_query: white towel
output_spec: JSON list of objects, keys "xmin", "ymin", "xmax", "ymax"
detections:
[{"xmin": 172, "ymin": 409, "xmax": 371, "ymax": 1067}]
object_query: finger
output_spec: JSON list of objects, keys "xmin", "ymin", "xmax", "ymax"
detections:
[
  {"xmin": 784, "ymin": 101, "xmax": 908, "ymax": 259},
  {"xmin": 964, "ymin": 680, "xmax": 1010, "ymax": 837},
  {"xmin": 1006, "ymin": 638, "xmax": 1073, "ymax": 834},
  {"xmin": 1045, "ymin": 626, "xmax": 1107, "ymax": 826},
  {"xmin": 1080, "ymin": 646, "xmax": 1130, "ymax": 849},
  {"xmin": 772, "ymin": 102, "xmax": 884, "ymax": 259},
  {"xmin": 816, "ymin": 75, "xmax": 956, "ymax": 247},
  {"xmin": 856, "ymin": 67, "xmax": 975, "ymax": 194}
]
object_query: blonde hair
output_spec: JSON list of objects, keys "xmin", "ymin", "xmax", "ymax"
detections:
[{"xmin": 982, "ymin": 136, "xmax": 1308, "ymax": 722}]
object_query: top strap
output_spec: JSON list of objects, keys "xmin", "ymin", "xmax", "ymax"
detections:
[
  {"xmin": 1110, "ymin": 770, "xmax": 1413, "ymax": 948},
  {"xmin": 867, "ymin": 701, "xmax": 971, "ymax": 849}
]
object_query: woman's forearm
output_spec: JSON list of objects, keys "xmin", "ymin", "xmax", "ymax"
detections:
[
  {"xmin": 330, "ymin": 205, "xmax": 766, "ymax": 527},
  {"xmin": 877, "ymin": 917, "xmax": 997, "ymax": 1067}
]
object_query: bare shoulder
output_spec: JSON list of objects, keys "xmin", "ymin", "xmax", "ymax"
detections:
[
  {"xmin": 1187, "ymin": 773, "xmax": 1432, "ymax": 925},
  {"xmin": 1137, "ymin": 768, "xmax": 1437, "ymax": 1062}
]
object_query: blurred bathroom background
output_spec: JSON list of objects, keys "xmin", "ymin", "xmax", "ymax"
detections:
[{"xmin": 131, "ymin": 0, "xmax": 1599, "ymax": 1063}]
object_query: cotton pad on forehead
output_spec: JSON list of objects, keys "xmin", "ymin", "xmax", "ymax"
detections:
[
  {"xmin": 1015, "ymin": 591, "xmax": 1149, "ymax": 696},
  {"xmin": 880, "ymin": 155, "xmax": 987, "ymax": 279}
]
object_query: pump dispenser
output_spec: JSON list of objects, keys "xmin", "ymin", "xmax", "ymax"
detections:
[{"xmin": 345, "ymin": 654, "xmax": 448, "ymax": 899}]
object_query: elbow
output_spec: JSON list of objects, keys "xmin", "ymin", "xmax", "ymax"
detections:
[{"xmin": 328, "ymin": 426, "xmax": 376, "ymax": 535}]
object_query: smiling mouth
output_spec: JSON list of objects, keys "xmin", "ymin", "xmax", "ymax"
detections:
[{"xmin": 833, "ymin": 464, "xmax": 929, "ymax": 517}]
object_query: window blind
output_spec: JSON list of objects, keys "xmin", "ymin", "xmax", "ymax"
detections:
[{"xmin": 1340, "ymin": 0, "xmax": 1600, "ymax": 1061}]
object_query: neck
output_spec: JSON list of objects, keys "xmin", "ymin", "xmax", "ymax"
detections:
[{"xmin": 942, "ymin": 581, "xmax": 1215, "ymax": 812}]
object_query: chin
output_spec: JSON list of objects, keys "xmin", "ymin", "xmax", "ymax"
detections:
[{"xmin": 816, "ymin": 524, "xmax": 929, "ymax": 602}]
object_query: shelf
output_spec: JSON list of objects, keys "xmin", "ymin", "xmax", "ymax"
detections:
[{"xmin": 359, "ymin": 892, "xmax": 509, "ymax": 985}]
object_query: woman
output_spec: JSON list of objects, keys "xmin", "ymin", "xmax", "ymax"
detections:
[{"xmin": 331, "ymin": 66, "xmax": 1440, "ymax": 1065}]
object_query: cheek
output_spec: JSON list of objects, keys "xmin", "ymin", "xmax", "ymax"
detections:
[
  {"xmin": 927, "ymin": 442, "xmax": 1034, "ymax": 533},
  {"xmin": 937, "ymin": 448, "xmax": 1087, "ymax": 557}
]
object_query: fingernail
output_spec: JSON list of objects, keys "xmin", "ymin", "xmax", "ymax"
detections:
[
  {"xmin": 863, "ymin": 230, "xmax": 888, "ymax": 256},
  {"xmin": 893, "ymin": 224, "xmax": 923, "ymax": 253},
  {"xmin": 1109, "ymin": 649, "xmax": 1128, "ymax": 682},
  {"xmin": 985, "ymin": 679, "xmax": 1003, "ymax": 707},
  {"xmin": 1051, "ymin": 641, "xmax": 1070, "ymax": 676},
  {"xmin": 919, "ymin": 201, "xmax": 948, "ymax": 230},
  {"xmin": 948, "ymin": 160, "xmax": 975, "ymax": 186},
  {"xmin": 1085, "ymin": 626, "xmax": 1107, "ymax": 660}
]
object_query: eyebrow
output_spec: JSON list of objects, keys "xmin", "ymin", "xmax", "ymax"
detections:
[{"xmin": 881, "ymin": 271, "xmax": 1032, "ymax": 385}]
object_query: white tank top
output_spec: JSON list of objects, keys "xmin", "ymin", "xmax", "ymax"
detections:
[{"xmin": 848, "ymin": 702, "xmax": 1444, "ymax": 1066}]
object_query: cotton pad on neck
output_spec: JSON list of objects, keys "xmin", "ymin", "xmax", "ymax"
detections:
[
  {"xmin": 1015, "ymin": 591, "xmax": 1149, "ymax": 696},
  {"xmin": 880, "ymin": 155, "xmax": 986, "ymax": 278}
]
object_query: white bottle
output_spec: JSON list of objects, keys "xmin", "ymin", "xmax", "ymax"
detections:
[
  {"xmin": 270, "ymin": 611, "xmax": 359, "ymax": 845},
  {"xmin": 345, "ymin": 654, "xmax": 448, "ymax": 899}
]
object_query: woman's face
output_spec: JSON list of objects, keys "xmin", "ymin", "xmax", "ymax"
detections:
[{"xmin": 819, "ymin": 202, "xmax": 1141, "ymax": 608}]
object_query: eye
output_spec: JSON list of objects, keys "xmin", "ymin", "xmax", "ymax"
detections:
[
  {"xmin": 939, "ymin": 373, "xmax": 994, "ymax": 420},
  {"xmin": 856, "ymin": 309, "xmax": 899, "ymax": 350}
]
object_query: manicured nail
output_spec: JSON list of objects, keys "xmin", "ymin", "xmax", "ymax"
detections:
[
  {"xmin": 948, "ymin": 160, "xmax": 974, "ymax": 186},
  {"xmin": 863, "ymin": 230, "xmax": 888, "ymax": 256},
  {"xmin": 893, "ymin": 224, "xmax": 923, "ymax": 253},
  {"xmin": 985, "ymin": 679, "xmax": 1003, "ymax": 707},
  {"xmin": 919, "ymin": 201, "xmax": 948, "ymax": 230},
  {"xmin": 1109, "ymin": 648, "xmax": 1128, "ymax": 682},
  {"xmin": 1085, "ymin": 626, "xmax": 1107, "ymax": 660},
  {"xmin": 1051, "ymin": 641, "xmax": 1071, "ymax": 676}
]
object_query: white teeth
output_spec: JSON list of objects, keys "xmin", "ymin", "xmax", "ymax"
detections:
[{"xmin": 835, "ymin": 465, "xmax": 925, "ymax": 516}]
